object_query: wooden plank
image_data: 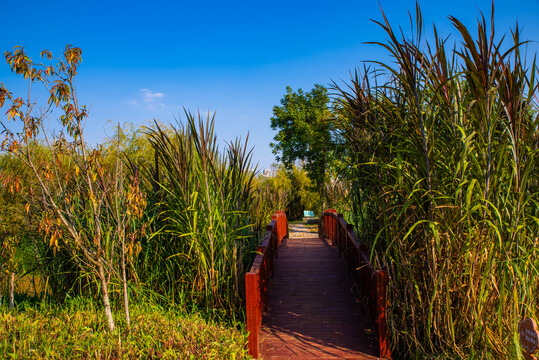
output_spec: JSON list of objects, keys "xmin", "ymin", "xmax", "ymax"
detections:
[{"xmin": 259, "ymin": 236, "xmax": 379, "ymax": 359}]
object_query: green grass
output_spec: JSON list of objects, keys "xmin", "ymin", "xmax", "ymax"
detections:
[
  {"xmin": 287, "ymin": 220, "xmax": 304, "ymax": 224},
  {"xmin": 0, "ymin": 299, "xmax": 249, "ymax": 359}
]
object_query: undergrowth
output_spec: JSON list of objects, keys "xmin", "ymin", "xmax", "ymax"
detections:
[{"xmin": 0, "ymin": 299, "xmax": 249, "ymax": 359}]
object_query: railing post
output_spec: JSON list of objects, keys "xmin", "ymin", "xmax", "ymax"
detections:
[
  {"xmin": 324, "ymin": 212, "xmax": 328, "ymax": 240},
  {"xmin": 246, "ymin": 271, "xmax": 260, "ymax": 358},
  {"xmin": 278, "ymin": 210, "xmax": 286, "ymax": 241},
  {"xmin": 330, "ymin": 211, "xmax": 334, "ymax": 242},
  {"xmin": 337, "ymin": 213, "xmax": 343, "ymax": 249},
  {"xmin": 275, "ymin": 212, "xmax": 281, "ymax": 242},
  {"xmin": 376, "ymin": 270, "xmax": 390, "ymax": 359},
  {"xmin": 346, "ymin": 223, "xmax": 353, "ymax": 269},
  {"xmin": 332, "ymin": 210, "xmax": 337, "ymax": 244},
  {"xmin": 284, "ymin": 212, "xmax": 289, "ymax": 238},
  {"xmin": 325, "ymin": 209, "xmax": 335, "ymax": 244},
  {"xmin": 322, "ymin": 211, "xmax": 329, "ymax": 238},
  {"xmin": 330, "ymin": 212, "xmax": 334, "ymax": 243},
  {"xmin": 271, "ymin": 214, "xmax": 279, "ymax": 245},
  {"xmin": 274, "ymin": 210, "xmax": 287, "ymax": 244}
]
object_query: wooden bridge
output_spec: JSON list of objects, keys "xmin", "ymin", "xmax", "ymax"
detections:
[{"xmin": 245, "ymin": 210, "xmax": 390, "ymax": 359}]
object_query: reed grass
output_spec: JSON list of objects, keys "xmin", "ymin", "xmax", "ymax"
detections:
[
  {"xmin": 139, "ymin": 111, "xmax": 256, "ymax": 317},
  {"xmin": 334, "ymin": 5, "xmax": 539, "ymax": 358}
]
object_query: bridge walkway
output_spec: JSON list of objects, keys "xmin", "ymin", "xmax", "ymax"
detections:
[{"xmin": 258, "ymin": 224, "xmax": 379, "ymax": 359}]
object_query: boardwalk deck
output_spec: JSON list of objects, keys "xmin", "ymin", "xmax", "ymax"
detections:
[{"xmin": 259, "ymin": 233, "xmax": 379, "ymax": 359}]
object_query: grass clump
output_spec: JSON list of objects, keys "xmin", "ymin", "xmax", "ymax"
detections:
[
  {"xmin": 139, "ymin": 112, "xmax": 256, "ymax": 317},
  {"xmin": 0, "ymin": 300, "xmax": 248, "ymax": 359}
]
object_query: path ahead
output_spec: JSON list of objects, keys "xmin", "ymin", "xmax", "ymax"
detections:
[{"xmin": 259, "ymin": 223, "xmax": 379, "ymax": 359}]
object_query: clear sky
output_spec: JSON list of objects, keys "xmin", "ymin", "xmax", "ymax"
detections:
[{"xmin": 2, "ymin": 0, "xmax": 539, "ymax": 170}]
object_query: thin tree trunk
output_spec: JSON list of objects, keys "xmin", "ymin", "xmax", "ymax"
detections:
[
  {"xmin": 98, "ymin": 262, "xmax": 115, "ymax": 332},
  {"xmin": 9, "ymin": 271, "xmax": 15, "ymax": 309},
  {"xmin": 121, "ymin": 236, "xmax": 131, "ymax": 330}
]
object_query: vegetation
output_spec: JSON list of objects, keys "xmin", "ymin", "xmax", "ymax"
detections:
[
  {"xmin": 266, "ymin": 4, "xmax": 539, "ymax": 359},
  {"xmin": 0, "ymin": 299, "xmax": 248, "ymax": 359},
  {"xmin": 280, "ymin": 164, "xmax": 322, "ymax": 221},
  {"xmin": 0, "ymin": 45, "xmax": 152, "ymax": 331},
  {"xmin": 251, "ymin": 163, "xmax": 323, "ymax": 222},
  {"xmin": 333, "ymin": 4, "xmax": 539, "ymax": 359},
  {"xmin": 250, "ymin": 165, "xmax": 291, "ymax": 233},
  {"xmin": 139, "ymin": 114, "xmax": 256, "ymax": 316},
  {"xmin": 0, "ymin": 47, "xmax": 257, "ymax": 357},
  {"xmin": 270, "ymin": 85, "xmax": 334, "ymax": 211},
  {"xmin": 1, "ymin": 3, "xmax": 537, "ymax": 359}
]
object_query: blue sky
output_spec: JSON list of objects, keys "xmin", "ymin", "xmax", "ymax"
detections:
[{"xmin": 2, "ymin": 0, "xmax": 539, "ymax": 170}]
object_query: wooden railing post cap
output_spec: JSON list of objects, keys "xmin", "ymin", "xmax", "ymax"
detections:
[{"xmin": 338, "ymin": 213, "xmax": 344, "ymax": 218}]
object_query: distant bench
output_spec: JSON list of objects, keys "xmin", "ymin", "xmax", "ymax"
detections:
[{"xmin": 303, "ymin": 210, "xmax": 318, "ymax": 224}]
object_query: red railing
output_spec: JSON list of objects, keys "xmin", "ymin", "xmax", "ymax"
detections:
[
  {"xmin": 245, "ymin": 210, "xmax": 288, "ymax": 358},
  {"xmin": 319, "ymin": 209, "xmax": 391, "ymax": 359}
]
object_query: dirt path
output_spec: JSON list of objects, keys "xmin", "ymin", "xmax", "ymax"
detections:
[{"xmin": 288, "ymin": 222, "xmax": 318, "ymax": 238}]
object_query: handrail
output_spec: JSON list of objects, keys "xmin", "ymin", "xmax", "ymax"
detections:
[
  {"xmin": 319, "ymin": 209, "xmax": 391, "ymax": 360},
  {"xmin": 245, "ymin": 210, "xmax": 288, "ymax": 358}
]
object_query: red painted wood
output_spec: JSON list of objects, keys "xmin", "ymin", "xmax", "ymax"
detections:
[
  {"xmin": 245, "ymin": 272, "xmax": 259, "ymax": 357},
  {"xmin": 319, "ymin": 210, "xmax": 391, "ymax": 359},
  {"xmin": 259, "ymin": 236, "xmax": 379, "ymax": 359},
  {"xmin": 246, "ymin": 211, "xmax": 288, "ymax": 358},
  {"xmin": 376, "ymin": 271, "xmax": 390, "ymax": 359},
  {"xmin": 247, "ymin": 210, "xmax": 390, "ymax": 359}
]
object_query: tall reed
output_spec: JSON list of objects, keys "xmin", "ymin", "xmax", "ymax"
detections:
[
  {"xmin": 140, "ymin": 111, "xmax": 256, "ymax": 316},
  {"xmin": 334, "ymin": 5, "xmax": 539, "ymax": 358}
]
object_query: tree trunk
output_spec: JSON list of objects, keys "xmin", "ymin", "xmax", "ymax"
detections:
[
  {"xmin": 98, "ymin": 262, "xmax": 115, "ymax": 332},
  {"xmin": 9, "ymin": 272, "xmax": 15, "ymax": 309},
  {"xmin": 121, "ymin": 237, "xmax": 131, "ymax": 330}
]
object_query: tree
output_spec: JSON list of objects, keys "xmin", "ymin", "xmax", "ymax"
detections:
[
  {"xmin": 0, "ymin": 154, "xmax": 29, "ymax": 308},
  {"xmin": 250, "ymin": 163, "xmax": 321, "ymax": 224},
  {"xmin": 0, "ymin": 46, "xmax": 145, "ymax": 331},
  {"xmin": 270, "ymin": 85, "xmax": 334, "ymax": 209},
  {"xmin": 250, "ymin": 164, "xmax": 292, "ymax": 235}
]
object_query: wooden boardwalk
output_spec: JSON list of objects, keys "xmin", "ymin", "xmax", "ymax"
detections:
[{"xmin": 259, "ymin": 229, "xmax": 379, "ymax": 359}]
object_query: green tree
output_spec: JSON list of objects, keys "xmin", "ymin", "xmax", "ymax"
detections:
[
  {"xmin": 270, "ymin": 85, "xmax": 334, "ymax": 209},
  {"xmin": 251, "ymin": 163, "xmax": 321, "ymax": 223},
  {"xmin": 250, "ymin": 164, "xmax": 291, "ymax": 235},
  {"xmin": 285, "ymin": 164, "xmax": 320, "ymax": 220}
]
